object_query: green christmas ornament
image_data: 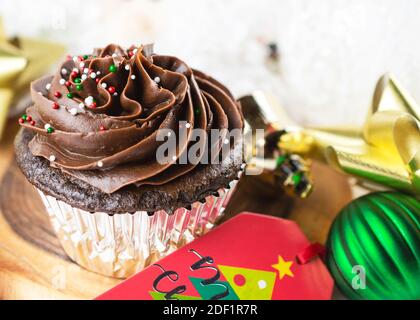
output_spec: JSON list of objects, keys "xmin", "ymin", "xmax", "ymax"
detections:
[{"xmin": 326, "ymin": 192, "xmax": 420, "ymax": 300}]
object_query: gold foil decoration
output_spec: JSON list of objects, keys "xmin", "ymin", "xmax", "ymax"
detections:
[
  {"xmin": 0, "ymin": 17, "xmax": 66, "ymax": 138},
  {"xmin": 278, "ymin": 74, "xmax": 420, "ymax": 196}
]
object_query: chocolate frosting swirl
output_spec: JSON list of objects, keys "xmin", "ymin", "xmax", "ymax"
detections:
[{"xmin": 20, "ymin": 44, "xmax": 243, "ymax": 193}]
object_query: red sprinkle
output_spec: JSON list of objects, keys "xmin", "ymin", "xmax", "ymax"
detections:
[
  {"xmin": 99, "ymin": 125, "xmax": 106, "ymax": 131},
  {"xmin": 108, "ymin": 86, "xmax": 116, "ymax": 94},
  {"xmin": 52, "ymin": 102, "xmax": 59, "ymax": 109},
  {"xmin": 95, "ymin": 78, "xmax": 100, "ymax": 84},
  {"xmin": 128, "ymin": 51, "xmax": 134, "ymax": 57},
  {"xmin": 90, "ymin": 102, "xmax": 97, "ymax": 109},
  {"xmin": 65, "ymin": 81, "xmax": 71, "ymax": 87},
  {"xmin": 30, "ymin": 120, "xmax": 36, "ymax": 126},
  {"xmin": 54, "ymin": 91, "xmax": 62, "ymax": 98},
  {"xmin": 70, "ymin": 70, "xmax": 78, "ymax": 78},
  {"xmin": 26, "ymin": 116, "xmax": 32, "ymax": 122},
  {"xmin": 18, "ymin": 118, "xmax": 24, "ymax": 124}
]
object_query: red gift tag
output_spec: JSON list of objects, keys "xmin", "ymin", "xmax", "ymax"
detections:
[{"xmin": 96, "ymin": 212, "xmax": 333, "ymax": 300}]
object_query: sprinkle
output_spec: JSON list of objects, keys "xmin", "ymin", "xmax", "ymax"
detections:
[
  {"xmin": 79, "ymin": 102, "xmax": 85, "ymax": 109},
  {"xmin": 18, "ymin": 118, "xmax": 24, "ymax": 124},
  {"xmin": 124, "ymin": 64, "xmax": 130, "ymax": 71},
  {"xmin": 65, "ymin": 81, "xmax": 71, "ymax": 87},
  {"xmin": 108, "ymin": 86, "xmax": 116, "ymax": 94},
  {"xmin": 30, "ymin": 120, "xmax": 36, "ymax": 126},
  {"xmin": 101, "ymin": 82, "xmax": 107, "ymax": 89},
  {"xmin": 52, "ymin": 102, "xmax": 59, "ymax": 109},
  {"xmin": 59, "ymin": 78, "xmax": 66, "ymax": 85},
  {"xmin": 130, "ymin": 75, "xmax": 136, "ymax": 80},
  {"xmin": 89, "ymin": 101, "xmax": 97, "ymax": 108},
  {"xmin": 70, "ymin": 70, "xmax": 78, "ymax": 78},
  {"xmin": 112, "ymin": 53, "xmax": 117, "ymax": 58},
  {"xmin": 74, "ymin": 78, "xmax": 81, "ymax": 83},
  {"xmin": 76, "ymin": 84, "xmax": 83, "ymax": 91},
  {"xmin": 67, "ymin": 93, "xmax": 73, "ymax": 99},
  {"xmin": 47, "ymin": 127, "xmax": 54, "ymax": 134},
  {"xmin": 96, "ymin": 71, "xmax": 101, "ymax": 75},
  {"xmin": 172, "ymin": 155, "xmax": 177, "ymax": 161},
  {"xmin": 54, "ymin": 91, "xmax": 62, "ymax": 98},
  {"xmin": 99, "ymin": 125, "xmax": 106, "ymax": 131},
  {"xmin": 90, "ymin": 72, "xmax": 97, "ymax": 79},
  {"xmin": 61, "ymin": 68, "xmax": 68, "ymax": 75},
  {"xmin": 224, "ymin": 138, "xmax": 229, "ymax": 144},
  {"xmin": 109, "ymin": 64, "xmax": 117, "ymax": 73},
  {"xmin": 133, "ymin": 48, "xmax": 138, "ymax": 54},
  {"xmin": 83, "ymin": 68, "xmax": 89, "ymax": 74},
  {"xmin": 97, "ymin": 161, "xmax": 103, "ymax": 168},
  {"xmin": 113, "ymin": 92, "xmax": 118, "ymax": 96},
  {"xmin": 185, "ymin": 122, "xmax": 191, "ymax": 128},
  {"xmin": 154, "ymin": 76, "xmax": 161, "ymax": 84},
  {"xmin": 72, "ymin": 67, "xmax": 79, "ymax": 73},
  {"xmin": 79, "ymin": 62, "xmax": 85, "ymax": 68},
  {"xmin": 26, "ymin": 116, "xmax": 32, "ymax": 122},
  {"xmin": 83, "ymin": 54, "xmax": 89, "ymax": 60},
  {"xmin": 44, "ymin": 123, "xmax": 51, "ymax": 130},
  {"xmin": 167, "ymin": 132, "xmax": 171, "ymax": 137},
  {"xmin": 69, "ymin": 108, "xmax": 78, "ymax": 116},
  {"xmin": 45, "ymin": 83, "xmax": 52, "ymax": 90},
  {"xmin": 81, "ymin": 74, "xmax": 88, "ymax": 80},
  {"xmin": 84, "ymin": 96, "xmax": 94, "ymax": 105},
  {"xmin": 49, "ymin": 155, "xmax": 56, "ymax": 162},
  {"xmin": 72, "ymin": 56, "xmax": 78, "ymax": 62}
]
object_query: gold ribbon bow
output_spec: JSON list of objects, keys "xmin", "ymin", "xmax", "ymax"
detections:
[
  {"xmin": 279, "ymin": 74, "xmax": 420, "ymax": 196},
  {"xmin": 0, "ymin": 18, "xmax": 66, "ymax": 139}
]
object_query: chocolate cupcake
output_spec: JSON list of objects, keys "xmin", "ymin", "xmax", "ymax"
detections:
[{"xmin": 15, "ymin": 44, "xmax": 244, "ymax": 278}]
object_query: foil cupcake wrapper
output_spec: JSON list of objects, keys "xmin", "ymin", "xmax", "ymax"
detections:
[{"xmin": 36, "ymin": 180, "xmax": 238, "ymax": 278}]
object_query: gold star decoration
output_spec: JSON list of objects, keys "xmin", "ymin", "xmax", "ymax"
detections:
[
  {"xmin": 271, "ymin": 255, "xmax": 294, "ymax": 280},
  {"xmin": 0, "ymin": 17, "xmax": 66, "ymax": 139}
]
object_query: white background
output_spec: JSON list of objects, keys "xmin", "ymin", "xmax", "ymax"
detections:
[{"xmin": 1, "ymin": 0, "xmax": 419, "ymax": 126}]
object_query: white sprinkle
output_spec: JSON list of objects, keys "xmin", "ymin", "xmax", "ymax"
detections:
[
  {"xmin": 79, "ymin": 102, "xmax": 85, "ymax": 109},
  {"xmin": 79, "ymin": 62, "xmax": 85, "ymax": 68},
  {"xmin": 72, "ymin": 56, "xmax": 78, "ymax": 62},
  {"xmin": 45, "ymin": 83, "xmax": 52, "ymax": 90},
  {"xmin": 97, "ymin": 161, "xmax": 103, "ymax": 168},
  {"xmin": 224, "ymin": 138, "xmax": 229, "ymax": 144},
  {"xmin": 96, "ymin": 71, "xmax": 101, "ymax": 75},
  {"xmin": 130, "ymin": 75, "xmax": 136, "ymax": 80},
  {"xmin": 83, "ymin": 68, "xmax": 89, "ymax": 74},
  {"xmin": 69, "ymin": 108, "xmax": 78, "ymax": 116},
  {"xmin": 167, "ymin": 132, "xmax": 171, "ymax": 137},
  {"xmin": 72, "ymin": 67, "xmax": 79, "ymax": 73},
  {"xmin": 124, "ymin": 64, "xmax": 130, "ymax": 71},
  {"xmin": 81, "ymin": 74, "xmax": 87, "ymax": 80},
  {"xmin": 90, "ymin": 72, "xmax": 97, "ymax": 79},
  {"xmin": 154, "ymin": 76, "xmax": 161, "ymax": 84},
  {"xmin": 113, "ymin": 92, "xmax": 118, "ymax": 96},
  {"xmin": 49, "ymin": 155, "xmax": 56, "ymax": 162},
  {"xmin": 185, "ymin": 122, "xmax": 191, "ymax": 128},
  {"xmin": 59, "ymin": 79, "xmax": 65, "ymax": 85},
  {"xmin": 133, "ymin": 48, "xmax": 138, "ymax": 54},
  {"xmin": 101, "ymin": 83, "xmax": 107, "ymax": 89},
  {"xmin": 84, "ymin": 96, "xmax": 94, "ymax": 105},
  {"xmin": 61, "ymin": 68, "xmax": 68, "ymax": 75},
  {"xmin": 112, "ymin": 53, "xmax": 117, "ymax": 58},
  {"xmin": 44, "ymin": 123, "xmax": 51, "ymax": 130},
  {"xmin": 172, "ymin": 155, "xmax": 177, "ymax": 161}
]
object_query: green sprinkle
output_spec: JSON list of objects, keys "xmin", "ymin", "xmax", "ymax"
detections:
[
  {"xmin": 74, "ymin": 78, "xmax": 81, "ymax": 83},
  {"xmin": 67, "ymin": 93, "xmax": 73, "ymax": 98},
  {"xmin": 22, "ymin": 114, "xmax": 28, "ymax": 121},
  {"xmin": 83, "ymin": 54, "xmax": 89, "ymax": 60},
  {"xmin": 47, "ymin": 127, "xmax": 54, "ymax": 134},
  {"xmin": 109, "ymin": 64, "xmax": 117, "ymax": 73},
  {"xmin": 76, "ymin": 84, "xmax": 83, "ymax": 91}
]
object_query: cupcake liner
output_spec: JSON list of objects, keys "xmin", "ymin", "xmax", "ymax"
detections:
[{"xmin": 36, "ymin": 180, "xmax": 238, "ymax": 278}]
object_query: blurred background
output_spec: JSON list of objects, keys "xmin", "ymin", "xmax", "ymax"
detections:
[{"xmin": 0, "ymin": 0, "xmax": 419, "ymax": 126}]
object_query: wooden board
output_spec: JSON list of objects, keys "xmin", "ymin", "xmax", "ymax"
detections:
[{"xmin": 0, "ymin": 122, "xmax": 353, "ymax": 300}]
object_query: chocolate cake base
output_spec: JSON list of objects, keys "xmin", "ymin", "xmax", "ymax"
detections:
[{"xmin": 15, "ymin": 129, "xmax": 243, "ymax": 214}]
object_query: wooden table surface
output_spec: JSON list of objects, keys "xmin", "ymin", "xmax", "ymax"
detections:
[{"xmin": 0, "ymin": 120, "xmax": 353, "ymax": 300}]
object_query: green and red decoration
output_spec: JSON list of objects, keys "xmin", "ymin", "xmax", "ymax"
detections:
[
  {"xmin": 97, "ymin": 213, "xmax": 333, "ymax": 300},
  {"xmin": 326, "ymin": 192, "xmax": 420, "ymax": 300}
]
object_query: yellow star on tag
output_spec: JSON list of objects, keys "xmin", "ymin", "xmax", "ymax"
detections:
[{"xmin": 271, "ymin": 255, "xmax": 294, "ymax": 280}]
